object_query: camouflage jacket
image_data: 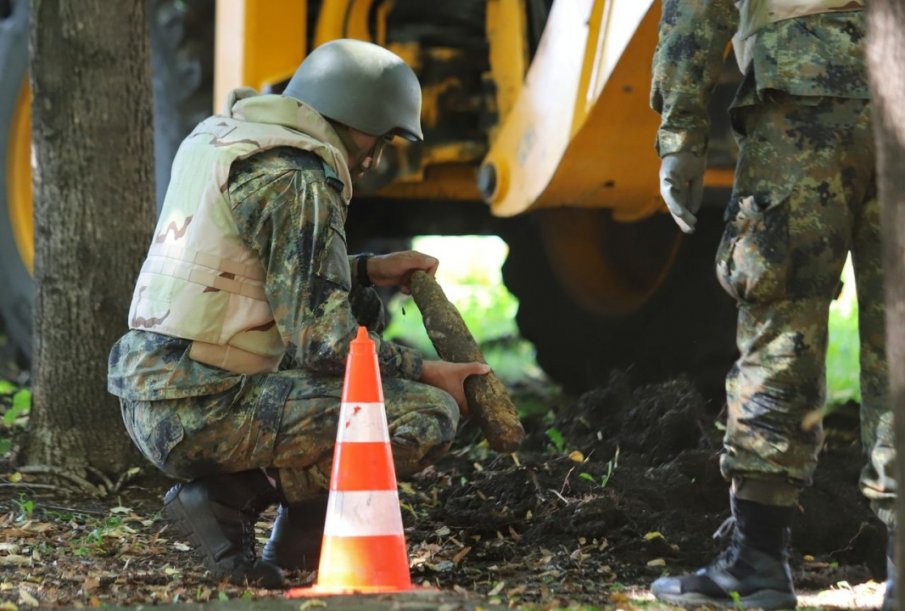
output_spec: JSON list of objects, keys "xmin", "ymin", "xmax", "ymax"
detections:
[
  {"xmin": 108, "ymin": 147, "xmax": 422, "ymax": 401},
  {"xmin": 651, "ymin": 0, "xmax": 868, "ymax": 156}
]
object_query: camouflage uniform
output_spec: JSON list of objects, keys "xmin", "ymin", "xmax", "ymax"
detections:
[
  {"xmin": 109, "ymin": 146, "xmax": 459, "ymax": 504},
  {"xmin": 652, "ymin": 1, "xmax": 895, "ymax": 525}
]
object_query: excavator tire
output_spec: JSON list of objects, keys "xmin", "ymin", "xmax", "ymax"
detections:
[
  {"xmin": 0, "ymin": 0, "xmax": 31, "ymax": 362},
  {"xmin": 501, "ymin": 207, "xmax": 739, "ymax": 405},
  {"xmin": 0, "ymin": 0, "xmax": 215, "ymax": 363}
]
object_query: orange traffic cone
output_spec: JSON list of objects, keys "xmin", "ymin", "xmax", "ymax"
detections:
[{"xmin": 288, "ymin": 326, "xmax": 419, "ymax": 596}]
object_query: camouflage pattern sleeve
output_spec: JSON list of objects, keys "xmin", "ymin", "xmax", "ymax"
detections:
[
  {"xmin": 651, "ymin": 0, "xmax": 738, "ymax": 157},
  {"xmin": 229, "ymin": 147, "xmax": 423, "ymax": 380}
]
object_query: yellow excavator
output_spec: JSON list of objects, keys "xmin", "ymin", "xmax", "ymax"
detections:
[{"xmin": 0, "ymin": 0, "xmax": 740, "ymax": 393}]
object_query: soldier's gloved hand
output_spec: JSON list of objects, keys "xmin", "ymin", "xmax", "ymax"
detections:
[{"xmin": 659, "ymin": 152, "xmax": 706, "ymax": 234}]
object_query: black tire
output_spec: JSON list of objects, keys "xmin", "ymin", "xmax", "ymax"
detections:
[
  {"xmin": 149, "ymin": 0, "xmax": 215, "ymax": 207},
  {"xmin": 0, "ymin": 0, "xmax": 215, "ymax": 363},
  {"xmin": 501, "ymin": 208, "xmax": 738, "ymax": 404},
  {"xmin": 0, "ymin": 0, "xmax": 32, "ymax": 362}
]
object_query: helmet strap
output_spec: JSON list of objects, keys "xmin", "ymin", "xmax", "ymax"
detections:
[{"xmin": 328, "ymin": 120, "xmax": 368, "ymax": 164}]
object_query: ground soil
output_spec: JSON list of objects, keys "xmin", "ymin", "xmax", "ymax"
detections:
[{"xmin": 0, "ymin": 365, "xmax": 890, "ymax": 609}]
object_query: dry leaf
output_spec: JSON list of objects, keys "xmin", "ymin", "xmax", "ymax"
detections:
[
  {"xmin": 646, "ymin": 558, "xmax": 666, "ymax": 567},
  {"xmin": 0, "ymin": 555, "xmax": 29, "ymax": 567},
  {"xmin": 452, "ymin": 546, "xmax": 471, "ymax": 564},
  {"xmin": 17, "ymin": 590, "xmax": 37, "ymax": 608}
]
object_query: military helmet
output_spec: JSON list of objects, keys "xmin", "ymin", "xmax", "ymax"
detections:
[{"xmin": 283, "ymin": 38, "xmax": 423, "ymax": 142}]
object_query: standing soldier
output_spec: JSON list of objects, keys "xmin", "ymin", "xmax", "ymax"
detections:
[
  {"xmin": 650, "ymin": 0, "xmax": 895, "ymax": 608},
  {"xmin": 108, "ymin": 39, "xmax": 489, "ymax": 588}
]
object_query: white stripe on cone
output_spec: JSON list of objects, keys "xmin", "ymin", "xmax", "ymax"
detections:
[
  {"xmin": 323, "ymin": 490, "xmax": 405, "ymax": 537},
  {"xmin": 336, "ymin": 402, "xmax": 390, "ymax": 443}
]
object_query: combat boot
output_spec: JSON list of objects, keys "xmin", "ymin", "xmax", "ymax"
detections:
[
  {"xmin": 262, "ymin": 496, "xmax": 329, "ymax": 571},
  {"xmin": 651, "ymin": 496, "xmax": 797, "ymax": 609},
  {"xmin": 163, "ymin": 470, "xmax": 286, "ymax": 589},
  {"xmin": 883, "ymin": 530, "xmax": 896, "ymax": 611}
]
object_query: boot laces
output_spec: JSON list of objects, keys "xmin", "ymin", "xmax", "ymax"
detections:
[
  {"xmin": 712, "ymin": 516, "xmax": 737, "ymax": 541},
  {"xmin": 241, "ymin": 498, "xmax": 269, "ymax": 565},
  {"xmin": 710, "ymin": 516, "xmax": 742, "ymax": 571},
  {"xmin": 241, "ymin": 515, "xmax": 257, "ymax": 564}
]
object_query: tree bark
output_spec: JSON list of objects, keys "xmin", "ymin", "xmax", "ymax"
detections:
[
  {"xmin": 866, "ymin": 1, "xmax": 905, "ymax": 603},
  {"xmin": 24, "ymin": 0, "xmax": 155, "ymax": 478}
]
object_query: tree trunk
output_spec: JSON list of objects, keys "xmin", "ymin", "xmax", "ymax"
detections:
[
  {"xmin": 24, "ymin": 0, "xmax": 155, "ymax": 478},
  {"xmin": 866, "ymin": 1, "xmax": 905, "ymax": 604}
]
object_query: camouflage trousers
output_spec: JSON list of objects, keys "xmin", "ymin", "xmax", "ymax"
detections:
[
  {"xmin": 120, "ymin": 372, "xmax": 458, "ymax": 503},
  {"xmin": 716, "ymin": 93, "xmax": 895, "ymax": 525}
]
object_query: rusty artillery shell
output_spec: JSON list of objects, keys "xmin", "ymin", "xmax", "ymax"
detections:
[{"xmin": 410, "ymin": 270, "xmax": 525, "ymax": 453}]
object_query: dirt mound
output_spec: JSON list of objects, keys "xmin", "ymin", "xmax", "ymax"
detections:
[{"xmin": 406, "ymin": 373, "xmax": 886, "ymax": 605}]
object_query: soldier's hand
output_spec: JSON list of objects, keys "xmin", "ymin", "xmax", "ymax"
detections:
[
  {"xmin": 659, "ymin": 152, "xmax": 706, "ymax": 234},
  {"xmin": 368, "ymin": 250, "xmax": 439, "ymax": 294},
  {"xmin": 419, "ymin": 360, "xmax": 491, "ymax": 416}
]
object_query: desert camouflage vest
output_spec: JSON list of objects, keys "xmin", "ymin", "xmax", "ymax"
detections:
[
  {"xmin": 128, "ymin": 88, "xmax": 352, "ymax": 375},
  {"xmin": 733, "ymin": 0, "xmax": 864, "ymax": 72}
]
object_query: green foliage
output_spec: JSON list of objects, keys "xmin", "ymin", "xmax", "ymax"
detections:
[
  {"xmin": 826, "ymin": 260, "xmax": 860, "ymax": 404},
  {"xmin": 13, "ymin": 493, "xmax": 35, "ymax": 521},
  {"xmin": 545, "ymin": 427, "xmax": 565, "ymax": 454},
  {"xmin": 579, "ymin": 448, "xmax": 619, "ymax": 489},
  {"xmin": 0, "ymin": 380, "xmax": 28, "ymax": 457},
  {"xmin": 70, "ymin": 515, "xmax": 132, "ymax": 556},
  {"xmin": 383, "ymin": 236, "xmax": 546, "ymax": 387},
  {"xmin": 4, "ymin": 389, "xmax": 31, "ymax": 426}
]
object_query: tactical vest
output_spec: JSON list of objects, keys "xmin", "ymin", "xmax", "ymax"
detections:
[
  {"xmin": 733, "ymin": 0, "xmax": 864, "ymax": 72},
  {"xmin": 128, "ymin": 89, "xmax": 352, "ymax": 375}
]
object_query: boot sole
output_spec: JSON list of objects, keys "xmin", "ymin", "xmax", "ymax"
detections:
[{"xmin": 655, "ymin": 590, "xmax": 797, "ymax": 610}]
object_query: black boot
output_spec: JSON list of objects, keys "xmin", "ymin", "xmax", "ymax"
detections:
[
  {"xmin": 163, "ymin": 470, "xmax": 287, "ymax": 589},
  {"xmin": 651, "ymin": 496, "xmax": 797, "ymax": 609},
  {"xmin": 262, "ymin": 496, "xmax": 329, "ymax": 571},
  {"xmin": 883, "ymin": 529, "xmax": 896, "ymax": 611}
]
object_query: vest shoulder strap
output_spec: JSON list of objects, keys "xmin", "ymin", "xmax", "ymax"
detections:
[{"xmin": 321, "ymin": 159, "xmax": 346, "ymax": 194}]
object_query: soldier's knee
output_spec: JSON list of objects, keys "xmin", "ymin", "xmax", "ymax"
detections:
[{"xmin": 121, "ymin": 399, "xmax": 185, "ymax": 472}]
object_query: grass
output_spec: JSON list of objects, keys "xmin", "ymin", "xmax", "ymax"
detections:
[{"xmin": 827, "ymin": 256, "xmax": 860, "ymax": 404}]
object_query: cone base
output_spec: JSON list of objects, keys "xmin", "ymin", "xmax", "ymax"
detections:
[{"xmin": 286, "ymin": 584, "xmax": 435, "ymax": 598}]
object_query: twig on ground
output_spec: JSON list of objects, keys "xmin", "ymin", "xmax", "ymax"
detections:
[
  {"xmin": 17, "ymin": 465, "xmax": 105, "ymax": 497},
  {"xmin": 0, "ymin": 482, "xmax": 64, "ymax": 491}
]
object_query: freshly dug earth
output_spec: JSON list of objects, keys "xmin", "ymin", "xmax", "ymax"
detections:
[{"xmin": 0, "ymin": 371, "xmax": 887, "ymax": 608}]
